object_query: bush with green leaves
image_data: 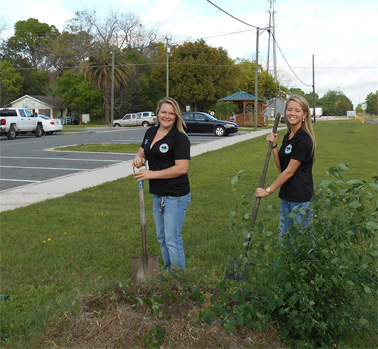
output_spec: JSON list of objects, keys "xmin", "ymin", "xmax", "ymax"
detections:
[{"xmin": 202, "ymin": 164, "xmax": 378, "ymax": 347}]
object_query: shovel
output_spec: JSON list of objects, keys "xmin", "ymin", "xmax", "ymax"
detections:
[
  {"xmin": 226, "ymin": 113, "xmax": 281, "ymax": 281},
  {"xmin": 132, "ymin": 167, "xmax": 160, "ymax": 282}
]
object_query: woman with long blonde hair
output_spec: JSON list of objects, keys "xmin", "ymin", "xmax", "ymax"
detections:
[
  {"xmin": 255, "ymin": 94, "xmax": 316, "ymax": 237},
  {"xmin": 132, "ymin": 97, "xmax": 191, "ymax": 271}
]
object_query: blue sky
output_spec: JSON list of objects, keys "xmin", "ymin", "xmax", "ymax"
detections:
[{"xmin": 1, "ymin": 0, "xmax": 377, "ymax": 108}]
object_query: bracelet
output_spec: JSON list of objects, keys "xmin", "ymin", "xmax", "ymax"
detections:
[{"xmin": 272, "ymin": 144, "xmax": 277, "ymax": 149}]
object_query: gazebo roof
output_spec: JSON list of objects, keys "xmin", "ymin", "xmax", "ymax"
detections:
[{"xmin": 218, "ymin": 91, "xmax": 266, "ymax": 102}]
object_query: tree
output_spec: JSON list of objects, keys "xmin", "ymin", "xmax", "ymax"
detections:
[
  {"xmin": 355, "ymin": 103, "xmax": 363, "ymax": 114},
  {"xmin": 6, "ymin": 18, "xmax": 59, "ymax": 69},
  {"xmin": 65, "ymin": 9, "xmax": 158, "ymax": 52},
  {"xmin": 53, "ymin": 70, "xmax": 103, "ymax": 117},
  {"xmin": 365, "ymin": 91, "xmax": 378, "ymax": 115},
  {"xmin": 317, "ymin": 90, "xmax": 353, "ymax": 116},
  {"xmin": 0, "ymin": 60, "xmax": 24, "ymax": 106},
  {"xmin": 256, "ymin": 69, "xmax": 280, "ymax": 100},
  {"xmin": 1, "ymin": 18, "xmax": 58, "ymax": 96},
  {"xmin": 51, "ymin": 31, "xmax": 94, "ymax": 74},
  {"xmin": 81, "ymin": 47, "xmax": 131, "ymax": 124},
  {"xmin": 304, "ymin": 92, "xmax": 319, "ymax": 108},
  {"xmin": 0, "ymin": 18, "xmax": 8, "ymax": 37},
  {"xmin": 288, "ymin": 88, "xmax": 305, "ymax": 96},
  {"xmin": 151, "ymin": 39, "xmax": 241, "ymax": 111},
  {"xmin": 213, "ymin": 101, "xmax": 238, "ymax": 120},
  {"xmin": 21, "ymin": 68, "xmax": 50, "ymax": 96},
  {"xmin": 236, "ymin": 58, "xmax": 282, "ymax": 101},
  {"xmin": 116, "ymin": 48, "xmax": 160, "ymax": 116}
]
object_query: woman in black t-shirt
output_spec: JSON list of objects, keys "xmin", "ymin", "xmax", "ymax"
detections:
[
  {"xmin": 255, "ymin": 95, "xmax": 316, "ymax": 237},
  {"xmin": 132, "ymin": 97, "xmax": 191, "ymax": 271}
]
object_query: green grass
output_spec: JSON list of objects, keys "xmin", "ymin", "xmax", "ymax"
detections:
[
  {"xmin": 1, "ymin": 119, "xmax": 377, "ymax": 346},
  {"xmin": 55, "ymin": 143, "xmax": 141, "ymax": 153}
]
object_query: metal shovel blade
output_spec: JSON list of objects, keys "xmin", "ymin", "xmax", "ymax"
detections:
[
  {"xmin": 226, "ymin": 259, "xmax": 255, "ymax": 281},
  {"xmin": 131, "ymin": 254, "xmax": 160, "ymax": 283}
]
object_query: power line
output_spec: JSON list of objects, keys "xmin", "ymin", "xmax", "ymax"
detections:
[
  {"xmin": 201, "ymin": 29, "xmax": 254, "ymax": 40},
  {"xmin": 269, "ymin": 29, "xmax": 312, "ymax": 88},
  {"xmin": 206, "ymin": 0, "xmax": 269, "ymax": 30},
  {"xmin": 205, "ymin": 0, "xmax": 311, "ymax": 88}
]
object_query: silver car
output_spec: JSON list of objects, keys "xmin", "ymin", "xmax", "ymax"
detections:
[{"xmin": 113, "ymin": 111, "xmax": 157, "ymax": 128}]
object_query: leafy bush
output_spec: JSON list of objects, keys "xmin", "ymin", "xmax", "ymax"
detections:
[{"xmin": 202, "ymin": 164, "xmax": 378, "ymax": 347}]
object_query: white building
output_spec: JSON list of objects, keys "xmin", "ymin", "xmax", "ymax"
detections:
[{"xmin": 8, "ymin": 95, "xmax": 69, "ymax": 118}]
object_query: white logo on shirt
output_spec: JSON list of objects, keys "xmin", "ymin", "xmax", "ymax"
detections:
[
  {"xmin": 285, "ymin": 144, "xmax": 292, "ymax": 154},
  {"xmin": 159, "ymin": 143, "xmax": 169, "ymax": 153}
]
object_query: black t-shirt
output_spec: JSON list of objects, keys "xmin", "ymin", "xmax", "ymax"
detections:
[
  {"xmin": 141, "ymin": 125, "xmax": 191, "ymax": 197},
  {"xmin": 278, "ymin": 128, "xmax": 314, "ymax": 202}
]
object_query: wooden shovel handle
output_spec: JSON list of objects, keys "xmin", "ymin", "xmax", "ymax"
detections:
[
  {"xmin": 250, "ymin": 113, "xmax": 281, "ymax": 230},
  {"xmin": 135, "ymin": 164, "xmax": 148, "ymax": 261}
]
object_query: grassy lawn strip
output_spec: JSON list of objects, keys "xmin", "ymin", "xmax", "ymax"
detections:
[
  {"xmin": 55, "ymin": 143, "xmax": 141, "ymax": 153},
  {"xmin": 1, "ymin": 120, "xmax": 377, "ymax": 347}
]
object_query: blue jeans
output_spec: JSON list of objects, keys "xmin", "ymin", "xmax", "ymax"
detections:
[
  {"xmin": 279, "ymin": 199, "xmax": 312, "ymax": 239},
  {"xmin": 153, "ymin": 193, "xmax": 191, "ymax": 271}
]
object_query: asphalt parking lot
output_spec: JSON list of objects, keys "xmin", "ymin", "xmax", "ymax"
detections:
[{"xmin": 0, "ymin": 130, "xmax": 135, "ymax": 191}]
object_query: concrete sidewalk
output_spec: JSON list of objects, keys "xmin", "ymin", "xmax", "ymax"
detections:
[{"xmin": 0, "ymin": 129, "xmax": 275, "ymax": 212}]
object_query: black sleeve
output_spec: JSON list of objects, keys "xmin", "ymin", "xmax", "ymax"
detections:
[
  {"xmin": 173, "ymin": 132, "xmax": 191, "ymax": 160},
  {"xmin": 291, "ymin": 134, "xmax": 312, "ymax": 163}
]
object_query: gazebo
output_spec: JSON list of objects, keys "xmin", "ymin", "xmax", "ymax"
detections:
[{"xmin": 218, "ymin": 91, "xmax": 267, "ymax": 127}]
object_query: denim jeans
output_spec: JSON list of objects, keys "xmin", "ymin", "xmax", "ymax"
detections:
[
  {"xmin": 279, "ymin": 199, "xmax": 312, "ymax": 239},
  {"xmin": 153, "ymin": 193, "xmax": 191, "ymax": 271}
]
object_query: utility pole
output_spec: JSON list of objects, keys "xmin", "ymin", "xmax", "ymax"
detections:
[
  {"xmin": 266, "ymin": 0, "xmax": 278, "ymax": 121},
  {"xmin": 111, "ymin": 50, "xmax": 115, "ymax": 124},
  {"xmin": 254, "ymin": 28, "xmax": 259, "ymax": 130},
  {"xmin": 266, "ymin": 0, "xmax": 277, "ymax": 80},
  {"xmin": 166, "ymin": 38, "xmax": 170, "ymax": 97},
  {"xmin": 272, "ymin": 4, "xmax": 277, "ymax": 81},
  {"xmin": 312, "ymin": 54, "xmax": 316, "ymax": 123}
]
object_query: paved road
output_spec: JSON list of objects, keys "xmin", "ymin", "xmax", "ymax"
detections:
[{"xmin": 0, "ymin": 126, "xmax": 241, "ymax": 191}]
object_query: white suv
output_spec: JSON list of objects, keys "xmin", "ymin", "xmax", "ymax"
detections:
[
  {"xmin": 138, "ymin": 111, "xmax": 157, "ymax": 127},
  {"xmin": 113, "ymin": 111, "xmax": 157, "ymax": 128}
]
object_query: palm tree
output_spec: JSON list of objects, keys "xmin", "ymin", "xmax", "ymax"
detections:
[{"xmin": 82, "ymin": 47, "xmax": 130, "ymax": 124}]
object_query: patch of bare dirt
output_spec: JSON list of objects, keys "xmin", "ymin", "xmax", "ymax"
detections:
[{"xmin": 44, "ymin": 283, "xmax": 284, "ymax": 348}]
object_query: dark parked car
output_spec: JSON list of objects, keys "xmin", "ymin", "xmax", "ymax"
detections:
[{"xmin": 181, "ymin": 112, "xmax": 238, "ymax": 137}]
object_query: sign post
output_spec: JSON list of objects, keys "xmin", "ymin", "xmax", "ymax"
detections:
[{"xmin": 361, "ymin": 102, "xmax": 367, "ymax": 117}]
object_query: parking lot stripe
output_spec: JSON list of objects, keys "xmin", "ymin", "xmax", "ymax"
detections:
[
  {"xmin": 0, "ymin": 179, "xmax": 41, "ymax": 183},
  {"xmin": 0, "ymin": 156, "xmax": 122, "ymax": 162},
  {"xmin": 0, "ymin": 166, "xmax": 90, "ymax": 171}
]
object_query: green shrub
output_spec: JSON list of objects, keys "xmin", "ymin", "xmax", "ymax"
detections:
[{"xmin": 202, "ymin": 164, "xmax": 378, "ymax": 347}]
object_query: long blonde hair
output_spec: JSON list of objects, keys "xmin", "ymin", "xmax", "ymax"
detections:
[
  {"xmin": 156, "ymin": 97, "xmax": 187, "ymax": 134},
  {"xmin": 284, "ymin": 94, "xmax": 316, "ymax": 162}
]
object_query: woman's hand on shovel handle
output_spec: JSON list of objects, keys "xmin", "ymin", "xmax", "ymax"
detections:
[
  {"xmin": 266, "ymin": 132, "xmax": 278, "ymax": 147},
  {"xmin": 133, "ymin": 169, "xmax": 152, "ymax": 181},
  {"xmin": 255, "ymin": 187, "xmax": 270, "ymax": 198},
  {"xmin": 132, "ymin": 156, "xmax": 145, "ymax": 168}
]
